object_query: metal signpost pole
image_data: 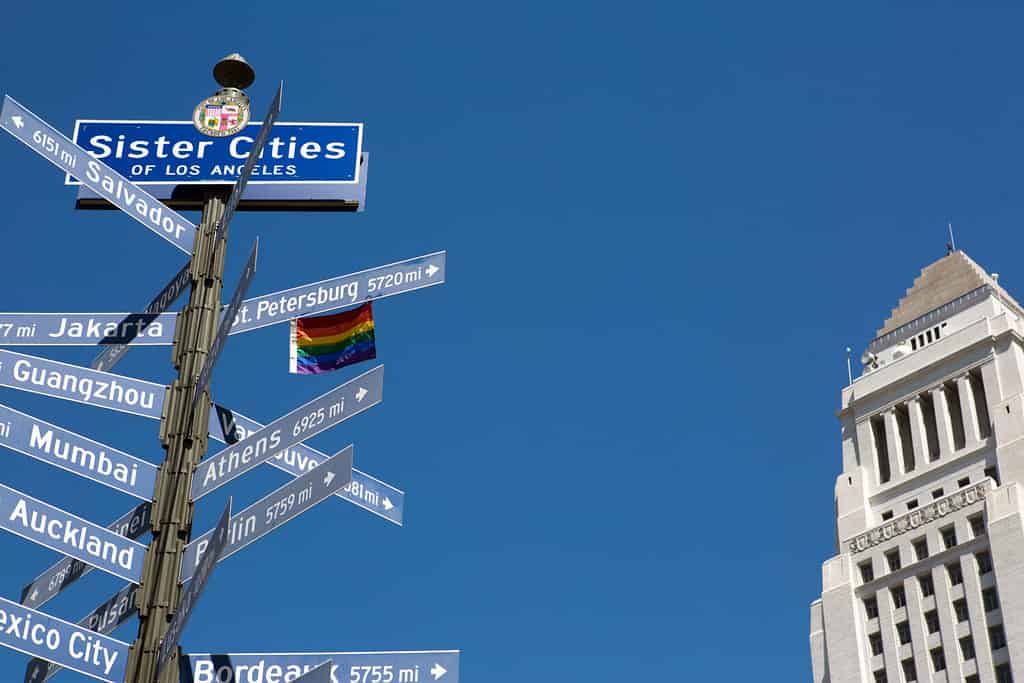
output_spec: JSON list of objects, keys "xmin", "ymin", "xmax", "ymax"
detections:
[
  {"xmin": 125, "ymin": 184, "xmax": 229, "ymax": 683},
  {"xmin": 126, "ymin": 53, "xmax": 256, "ymax": 683}
]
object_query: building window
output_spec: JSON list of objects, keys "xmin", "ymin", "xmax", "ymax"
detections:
[
  {"xmin": 947, "ymin": 563, "xmax": 963, "ymax": 586},
  {"xmin": 966, "ymin": 675, "xmax": 980, "ymax": 683},
  {"xmin": 860, "ymin": 561, "xmax": 875, "ymax": 584},
  {"xmin": 945, "ymin": 381, "xmax": 967, "ymax": 450},
  {"xmin": 990, "ymin": 624, "xmax": 1007, "ymax": 650},
  {"xmin": 970, "ymin": 369, "xmax": 992, "ymax": 439},
  {"xmin": 983, "ymin": 587, "xmax": 999, "ymax": 612},
  {"xmin": 925, "ymin": 609, "xmax": 940, "ymax": 634},
  {"xmin": 897, "ymin": 620, "xmax": 912, "ymax": 645},
  {"xmin": 901, "ymin": 658, "xmax": 917, "ymax": 682},
  {"xmin": 919, "ymin": 574, "xmax": 934, "ymax": 597},
  {"xmin": 913, "ymin": 538, "xmax": 928, "ymax": 561},
  {"xmin": 907, "ymin": 499, "xmax": 919, "ymax": 510},
  {"xmin": 920, "ymin": 392, "xmax": 941, "ymax": 461},
  {"xmin": 976, "ymin": 551, "xmax": 993, "ymax": 575},
  {"xmin": 985, "ymin": 465, "xmax": 1000, "ymax": 485},
  {"xmin": 882, "ymin": 510, "xmax": 894, "ymax": 521},
  {"xmin": 870, "ymin": 632, "xmax": 884, "ymax": 656},
  {"xmin": 930, "ymin": 647, "xmax": 945, "ymax": 672},
  {"xmin": 970, "ymin": 513, "xmax": 985, "ymax": 538},
  {"xmin": 960, "ymin": 636, "xmax": 975, "ymax": 661},
  {"xmin": 954, "ymin": 598, "xmax": 969, "ymax": 622},
  {"xmin": 892, "ymin": 586, "xmax": 907, "ymax": 609},
  {"xmin": 933, "ymin": 488, "xmax": 945, "ymax": 499},
  {"xmin": 874, "ymin": 670, "xmax": 887, "ymax": 683},
  {"xmin": 887, "ymin": 549, "xmax": 902, "ymax": 572},
  {"xmin": 941, "ymin": 525, "xmax": 957, "ymax": 549},
  {"xmin": 995, "ymin": 663, "xmax": 1013, "ymax": 683},
  {"xmin": 872, "ymin": 416, "xmax": 892, "ymax": 484},
  {"xmin": 958, "ymin": 476, "xmax": 970, "ymax": 488},
  {"xmin": 896, "ymin": 404, "xmax": 915, "ymax": 473}
]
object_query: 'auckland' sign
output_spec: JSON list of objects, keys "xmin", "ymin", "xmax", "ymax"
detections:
[{"xmin": 68, "ymin": 121, "xmax": 363, "ymax": 185}]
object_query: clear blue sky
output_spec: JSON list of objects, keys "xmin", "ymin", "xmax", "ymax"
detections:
[{"xmin": 2, "ymin": 2, "xmax": 1024, "ymax": 681}]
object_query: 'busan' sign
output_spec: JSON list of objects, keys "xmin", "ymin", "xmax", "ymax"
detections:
[{"xmin": 67, "ymin": 121, "xmax": 362, "ymax": 186}]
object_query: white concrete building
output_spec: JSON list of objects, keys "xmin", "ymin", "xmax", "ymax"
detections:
[{"xmin": 811, "ymin": 250, "xmax": 1024, "ymax": 683}]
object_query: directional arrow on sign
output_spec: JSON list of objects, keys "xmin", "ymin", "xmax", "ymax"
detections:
[
  {"xmin": 181, "ymin": 447, "xmax": 352, "ymax": 581},
  {"xmin": 431, "ymin": 663, "xmax": 448, "ymax": 680},
  {"xmin": 191, "ymin": 365, "xmax": 381, "ymax": 500},
  {"xmin": 0, "ymin": 95, "xmax": 197, "ymax": 254},
  {"xmin": 382, "ymin": 497, "xmax": 395, "ymax": 512}
]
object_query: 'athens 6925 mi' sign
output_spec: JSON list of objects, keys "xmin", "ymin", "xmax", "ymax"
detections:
[{"xmin": 68, "ymin": 120, "xmax": 362, "ymax": 185}]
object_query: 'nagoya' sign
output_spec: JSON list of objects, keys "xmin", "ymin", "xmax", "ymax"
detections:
[{"xmin": 69, "ymin": 120, "xmax": 363, "ymax": 185}]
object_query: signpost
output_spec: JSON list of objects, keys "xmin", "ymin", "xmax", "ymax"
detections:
[
  {"xmin": 181, "ymin": 448, "xmax": 352, "ymax": 581},
  {"xmin": 0, "ymin": 482, "xmax": 147, "ymax": 583},
  {"xmin": 155, "ymin": 498, "xmax": 232, "ymax": 678},
  {"xmin": 1, "ymin": 96, "xmax": 197, "ymax": 254},
  {"xmin": 182, "ymin": 651, "xmax": 460, "ymax": 683},
  {"xmin": 191, "ymin": 365, "xmax": 382, "ymax": 500},
  {"xmin": 0, "ymin": 596, "xmax": 129, "ymax": 683},
  {"xmin": 0, "ymin": 54, "xmax": 452, "ymax": 683},
  {"xmin": 21, "ymin": 502, "xmax": 150, "ymax": 610}
]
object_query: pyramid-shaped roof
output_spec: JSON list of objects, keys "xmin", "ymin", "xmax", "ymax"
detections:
[{"xmin": 877, "ymin": 250, "xmax": 1020, "ymax": 337}]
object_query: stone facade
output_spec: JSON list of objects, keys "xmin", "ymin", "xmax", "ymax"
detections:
[{"xmin": 812, "ymin": 251, "xmax": 1024, "ymax": 683}]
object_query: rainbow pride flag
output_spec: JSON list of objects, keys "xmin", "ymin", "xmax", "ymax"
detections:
[{"xmin": 289, "ymin": 303, "xmax": 376, "ymax": 375}]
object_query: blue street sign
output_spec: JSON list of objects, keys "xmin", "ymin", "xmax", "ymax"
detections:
[
  {"xmin": 193, "ymin": 239, "xmax": 259, "ymax": 407},
  {"xmin": 0, "ymin": 313, "xmax": 174, "ymax": 346},
  {"xmin": 181, "ymin": 448, "xmax": 351, "ymax": 581},
  {"xmin": 218, "ymin": 83, "xmax": 283, "ymax": 243},
  {"xmin": 0, "ymin": 596, "xmax": 128, "ymax": 683},
  {"xmin": 0, "ymin": 349, "xmax": 163, "ymax": 418},
  {"xmin": 21, "ymin": 502, "xmax": 150, "ymax": 610},
  {"xmin": 156, "ymin": 498, "xmax": 232, "ymax": 677},
  {"xmin": 25, "ymin": 584, "xmax": 138, "ymax": 683},
  {"xmin": 0, "ymin": 482, "xmax": 146, "ymax": 583},
  {"xmin": 1, "ymin": 95, "xmax": 197, "ymax": 254},
  {"xmin": 92, "ymin": 260, "xmax": 192, "ymax": 371},
  {"xmin": 0, "ymin": 403, "xmax": 157, "ymax": 499},
  {"xmin": 69, "ymin": 119, "xmax": 362, "ymax": 185},
  {"xmin": 0, "ymin": 250, "xmax": 446, "ymax": 347},
  {"xmin": 191, "ymin": 365, "xmax": 382, "ymax": 500},
  {"xmin": 230, "ymin": 251, "xmax": 446, "ymax": 334},
  {"xmin": 183, "ymin": 651, "xmax": 460, "ymax": 683},
  {"xmin": 208, "ymin": 408, "xmax": 405, "ymax": 525},
  {"xmin": 209, "ymin": 409, "xmax": 405, "ymax": 528}
]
